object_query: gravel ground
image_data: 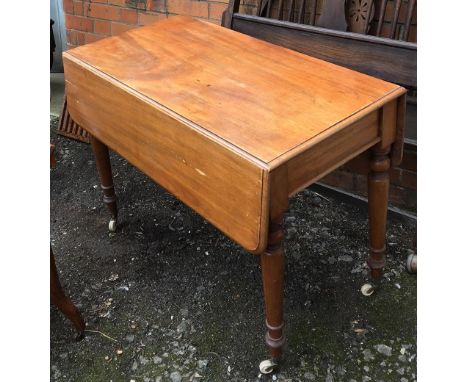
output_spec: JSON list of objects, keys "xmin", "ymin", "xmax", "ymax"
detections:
[{"xmin": 50, "ymin": 116, "xmax": 417, "ymax": 382}]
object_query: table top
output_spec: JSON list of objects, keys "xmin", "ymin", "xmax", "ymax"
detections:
[
  {"xmin": 66, "ymin": 16, "xmax": 403, "ymax": 165},
  {"xmin": 64, "ymin": 16, "xmax": 405, "ymax": 254}
]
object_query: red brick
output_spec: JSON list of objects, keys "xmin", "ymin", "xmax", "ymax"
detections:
[
  {"xmin": 88, "ymin": 3, "xmax": 121, "ymax": 20},
  {"xmin": 73, "ymin": 0, "xmax": 85, "ymax": 16},
  {"xmin": 239, "ymin": 4, "xmax": 256, "ymax": 15},
  {"xmin": 111, "ymin": 21, "xmax": 137, "ymax": 35},
  {"xmin": 354, "ymin": 173, "xmax": 368, "ymax": 196},
  {"xmin": 63, "ymin": 0, "xmax": 74, "ymax": 14},
  {"xmin": 108, "ymin": 0, "xmax": 127, "ymax": 5},
  {"xmin": 321, "ymin": 170, "xmax": 354, "ymax": 190},
  {"xmin": 138, "ymin": 12, "xmax": 167, "ymax": 25},
  {"xmin": 399, "ymin": 151, "xmax": 416, "ymax": 172},
  {"xmin": 120, "ymin": 8, "xmax": 138, "ymax": 24},
  {"xmin": 94, "ymin": 19, "xmax": 111, "ymax": 35},
  {"xmin": 67, "ymin": 30, "xmax": 86, "ymax": 45},
  {"xmin": 167, "ymin": 0, "xmax": 209, "ymax": 18},
  {"xmin": 122, "ymin": 0, "xmax": 148, "ymax": 9},
  {"xmin": 149, "ymin": 0, "xmax": 166, "ymax": 12},
  {"xmin": 400, "ymin": 170, "xmax": 416, "ymax": 190},
  {"xmin": 66, "ymin": 15, "xmax": 94, "ymax": 32},
  {"xmin": 209, "ymin": 2, "xmax": 227, "ymax": 20},
  {"xmin": 85, "ymin": 33, "xmax": 106, "ymax": 44},
  {"xmin": 90, "ymin": 0, "xmax": 108, "ymax": 3},
  {"xmin": 342, "ymin": 151, "xmax": 370, "ymax": 175}
]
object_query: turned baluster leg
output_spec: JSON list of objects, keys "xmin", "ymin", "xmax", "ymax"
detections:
[
  {"xmin": 51, "ymin": 248, "xmax": 85, "ymax": 340},
  {"xmin": 261, "ymin": 216, "xmax": 286, "ymax": 360},
  {"xmin": 367, "ymin": 146, "xmax": 391, "ymax": 279},
  {"xmin": 90, "ymin": 135, "xmax": 118, "ymax": 230}
]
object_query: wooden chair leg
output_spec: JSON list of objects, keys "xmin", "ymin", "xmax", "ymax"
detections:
[
  {"xmin": 367, "ymin": 146, "xmax": 391, "ymax": 279},
  {"xmin": 89, "ymin": 135, "xmax": 118, "ymax": 227},
  {"xmin": 261, "ymin": 216, "xmax": 286, "ymax": 360},
  {"xmin": 51, "ymin": 248, "xmax": 85, "ymax": 340}
]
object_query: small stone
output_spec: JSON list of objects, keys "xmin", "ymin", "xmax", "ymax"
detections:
[
  {"xmin": 338, "ymin": 255, "xmax": 353, "ymax": 262},
  {"xmin": 397, "ymin": 368, "xmax": 405, "ymax": 375},
  {"xmin": 285, "ymin": 216, "xmax": 296, "ymax": 223},
  {"xmin": 401, "ymin": 378, "xmax": 408, "ymax": 382},
  {"xmin": 153, "ymin": 356, "xmax": 163, "ymax": 364},
  {"xmin": 139, "ymin": 356, "xmax": 149, "ymax": 365},
  {"xmin": 363, "ymin": 366, "xmax": 370, "ymax": 372},
  {"xmin": 286, "ymin": 227, "xmax": 297, "ymax": 238},
  {"xmin": 363, "ymin": 349, "xmax": 374, "ymax": 361},
  {"xmin": 125, "ymin": 334, "xmax": 135, "ymax": 343},
  {"xmin": 131, "ymin": 361, "xmax": 138, "ymax": 371},
  {"xmin": 328, "ymin": 256, "xmax": 336, "ymax": 264},
  {"xmin": 374, "ymin": 344, "xmax": 392, "ymax": 356},
  {"xmin": 398, "ymin": 355, "xmax": 407, "ymax": 363},
  {"xmin": 116, "ymin": 349, "xmax": 123, "ymax": 355},
  {"xmin": 177, "ymin": 320, "xmax": 189, "ymax": 333},
  {"xmin": 169, "ymin": 371, "xmax": 182, "ymax": 382},
  {"xmin": 304, "ymin": 371, "xmax": 315, "ymax": 380},
  {"xmin": 362, "ymin": 377, "xmax": 371, "ymax": 382},
  {"xmin": 180, "ymin": 308, "xmax": 189, "ymax": 317},
  {"xmin": 197, "ymin": 360, "xmax": 208, "ymax": 370},
  {"xmin": 325, "ymin": 374, "xmax": 333, "ymax": 382}
]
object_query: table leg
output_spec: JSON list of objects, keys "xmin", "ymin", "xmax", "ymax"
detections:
[
  {"xmin": 261, "ymin": 215, "xmax": 286, "ymax": 360},
  {"xmin": 90, "ymin": 135, "xmax": 118, "ymax": 231},
  {"xmin": 367, "ymin": 145, "xmax": 391, "ymax": 279},
  {"xmin": 51, "ymin": 248, "xmax": 85, "ymax": 340}
]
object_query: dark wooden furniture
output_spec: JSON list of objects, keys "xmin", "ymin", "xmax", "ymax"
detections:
[
  {"xmin": 57, "ymin": 98, "xmax": 90, "ymax": 143},
  {"xmin": 63, "ymin": 17, "xmax": 405, "ymax": 367},
  {"xmin": 50, "ymin": 145, "xmax": 85, "ymax": 339}
]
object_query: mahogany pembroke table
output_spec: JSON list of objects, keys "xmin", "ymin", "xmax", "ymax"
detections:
[{"xmin": 63, "ymin": 16, "xmax": 406, "ymax": 370}]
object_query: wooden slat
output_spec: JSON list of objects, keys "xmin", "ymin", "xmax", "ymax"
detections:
[
  {"xmin": 57, "ymin": 97, "xmax": 90, "ymax": 143},
  {"xmin": 375, "ymin": 0, "xmax": 388, "ymax": 37},
  {"xmin": 403, "ymin": 0, "xmax": 416, "ymax": 41},
  {"xmin": 390, "ymin": 0, "xmax": 402, "ymax": 39}
]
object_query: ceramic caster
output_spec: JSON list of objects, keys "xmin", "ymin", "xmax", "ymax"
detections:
[
  {"xmin": 108, "ymin": 219, "xmax": 117, "ymax": 232},
  {"xmin": 406, "ymin": 253, "xmax": 417, "ymax": 274},
  {"xmin": 259, "ymin": 359, "xmax": 278, "ymax": 374},
  {"xmin": 361, "ymin": 283, "xmax": 375, "ymax": 296}
]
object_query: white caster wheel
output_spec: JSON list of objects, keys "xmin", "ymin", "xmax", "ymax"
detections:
[
  {"xmin": 259, "ymin": 359, "xmax": 277, "ymax": 374},
  {"xmin": 406, "ymin": 253, "xmax": 417, "ymax": 274},
  {"xmin": 361, "ymin": 283, "xmax": 375, "ymax": 296},
  {"xmin": 108, "ymin": 219, "xmax": 117, "ymax": 232}
]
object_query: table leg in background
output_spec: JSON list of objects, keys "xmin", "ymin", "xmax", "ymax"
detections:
[
  {"xmin": 90, "ymin": 135, "xmax": 118, "ymax": 231},
  {"xmin": 367, "ymin": 145, "xmax": 391, "ymax": 280}
]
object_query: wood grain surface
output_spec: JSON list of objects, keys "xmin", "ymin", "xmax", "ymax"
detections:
[
  {"xmin": 64, "ymin": 55, "xmax": 270, "ymax": 253},
  {"xmin": 65, "ymin": 16, "xmax": 403, "ymax": 164}
]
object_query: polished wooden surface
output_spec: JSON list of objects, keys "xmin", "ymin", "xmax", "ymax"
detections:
[
  {"xmin": 64, "ymin": 16, "xmax": 404, "ymax": 254},
  {"xmin": 64, "ymin": 16, "xmax": 402, "ymax": 164}
]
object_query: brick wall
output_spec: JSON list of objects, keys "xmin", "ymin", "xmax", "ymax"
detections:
[
  {"xmin": 320, "ymin": 143, "xmax": 417, "ymax": 213},
  {"xmin": 63, "ymin": 0, "xmax": 230, "ymax": 48}
]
